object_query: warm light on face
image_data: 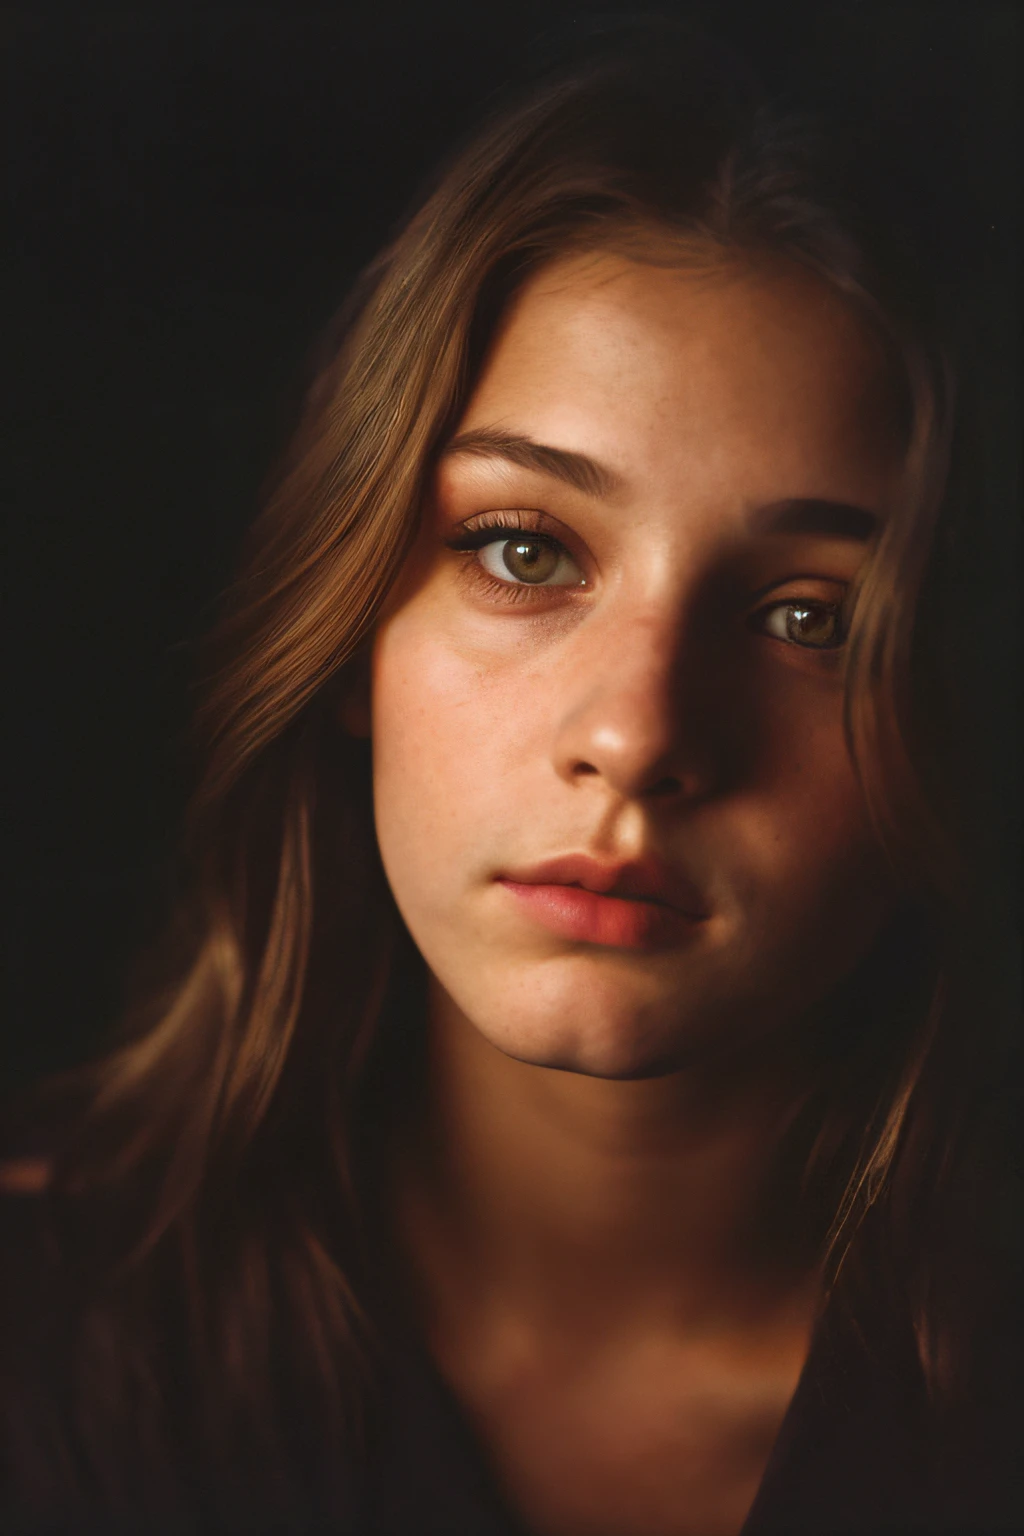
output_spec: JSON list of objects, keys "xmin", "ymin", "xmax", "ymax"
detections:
[{"xmin": 366, "ymin": 251, "xmax": 904, "ymax": 1079}]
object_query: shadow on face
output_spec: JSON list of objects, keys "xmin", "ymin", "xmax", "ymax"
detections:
[{"xmin": 366, "ymin": 247, "xmax": 906, "ymax": 1081}]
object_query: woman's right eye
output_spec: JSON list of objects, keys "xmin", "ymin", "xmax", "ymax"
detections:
[{"xmin": 476, "ymin": 533, "xmax": 586, "ymax": 588}]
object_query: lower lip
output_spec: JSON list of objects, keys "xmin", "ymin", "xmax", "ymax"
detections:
[{"xmin": 497, "ymin": 880, "xmax": 701, "ymax": 951}]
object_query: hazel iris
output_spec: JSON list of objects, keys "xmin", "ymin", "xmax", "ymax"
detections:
[
  {"xmin": 502, "ymin": 538, "xmax": 560, "ymax": 583},
  {"xmin": 786, "ymin": 603, "xmax": 841, "ymax": 647}
]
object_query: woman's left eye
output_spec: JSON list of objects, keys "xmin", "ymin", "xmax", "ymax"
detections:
[
  {"xmin": 755, "ymin": 600, "xmax": 845, "ymax": 649},
  {"xmin": 475, "ymin": 533, "xmax": 585, "ymax": 588}
]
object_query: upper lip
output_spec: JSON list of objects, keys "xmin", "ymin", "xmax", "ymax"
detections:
[{"xmin": 499, "ymin": 853, "xmax": 707, "ymax": 918}]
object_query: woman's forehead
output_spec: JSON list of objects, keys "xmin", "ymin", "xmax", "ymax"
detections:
[{"xmin": 457, "ymin": 249, "xmax": 905, "ymax": 511}]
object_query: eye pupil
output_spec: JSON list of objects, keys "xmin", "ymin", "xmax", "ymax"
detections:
[
  {"xmin": 502, "ymin": 538, "xmax": 559, "ymax": 583},
  {"xmin": 786, "ymin": 603, "xmax": 839, "ymax": 647}
]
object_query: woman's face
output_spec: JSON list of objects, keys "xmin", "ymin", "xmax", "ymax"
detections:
[{"xmin": 365, "ymin": 250, "xmax": 904, "ymax": 1079}]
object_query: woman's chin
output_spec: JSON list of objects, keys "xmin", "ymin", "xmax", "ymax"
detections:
[{"xmin": 446, "ymin": 987, "xmax": 714, "ymax": 1081}]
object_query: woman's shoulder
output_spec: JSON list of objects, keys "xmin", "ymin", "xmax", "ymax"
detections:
[
  {"xmin": 0, "ymin": 1156, "xmax": 52, "ymax": 1195},
  {"xmin": 0, "ymin": 1146, "xmax": 58, "ymax": 1266},
  {"xmin": 0, "ymin": 1134, "xmax": 59, "ymax": 1260},
  {"xmin": 0, "ymin": 1141, "xmax": 78, "ymax": 1381},
  {"xmin": 0, "ymin": 1156, "xmax": 63, "ymax": 1317}
]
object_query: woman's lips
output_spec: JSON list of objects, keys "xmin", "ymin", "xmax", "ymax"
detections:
[
  {"xmin": 496, "ymin": 878, "xmax": 702, "ymax": 951},
  {"xmin": 496, "ymin": 853, "xmax": 707, "ymax": 951}
]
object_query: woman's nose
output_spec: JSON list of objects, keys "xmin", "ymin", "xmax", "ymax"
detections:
[{"xmin": 550, "ymin": 610, "xmax": 718, "ymax": 804}]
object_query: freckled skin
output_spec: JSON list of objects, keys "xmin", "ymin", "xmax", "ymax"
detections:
[{"xmin": 365, "ymin": 252, "xmax": 903, "ymax": 1080}]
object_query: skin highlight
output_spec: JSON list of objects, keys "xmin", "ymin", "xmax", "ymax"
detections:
[{"xmin": 353, "ymin": 250, "xmax": 910, "ymax": 1535}]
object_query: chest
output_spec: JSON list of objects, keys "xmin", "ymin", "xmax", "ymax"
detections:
[{"xmin": 435, "ymin": 1331, "xmax": 808, "ymax": 1536}]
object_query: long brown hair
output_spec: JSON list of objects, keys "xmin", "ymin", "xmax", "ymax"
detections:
[{"xmin": 6, "ymin": 28, "xmax": 1016, "ymax": 1525}]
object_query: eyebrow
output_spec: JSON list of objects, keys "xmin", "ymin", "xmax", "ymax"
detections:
[
  {"xmin": 750, "ymin": 498, "xmax": 879, "ymax": 541},
  {"xmin": 443, "ymin": 428, "xmax": 879, "ymax": 541},
  {"xmin": 443, "ymin": 428, "xmax": 620, "ymax": 499}
]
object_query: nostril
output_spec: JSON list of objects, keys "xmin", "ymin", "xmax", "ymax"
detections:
[{"xmin": 647, "ymin": 775, "xmax": 683, "ymax": 797}]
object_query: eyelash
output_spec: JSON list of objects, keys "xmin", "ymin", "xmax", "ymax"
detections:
[
  {"xmin": 444, "ymin": 513, "xmax": 847, "ymax": 648},
  {"xmin": 444, "ymin": 511, "xmax": 584, "ymax": 607}
]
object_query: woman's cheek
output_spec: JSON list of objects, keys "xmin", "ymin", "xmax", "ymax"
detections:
[
  {"xmin": 762, "ymin": 744, "xmax": 892, "ymax": 966},
  {"xmin": 720, "ymin": 668, "xmax": 891, "ymax": 935},
  {"xmin": 370, "ymin": 617, "xmax": 508, "ymax": 898}
]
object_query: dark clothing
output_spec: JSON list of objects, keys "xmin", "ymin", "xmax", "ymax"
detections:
[
  {"xmin": 366, "ymin": 1295, "xmax": 1020, "ymax": 1536},
  {"xmin": 2, "ymin": 1187, "xmax": 1020, "ymax": 1536}
]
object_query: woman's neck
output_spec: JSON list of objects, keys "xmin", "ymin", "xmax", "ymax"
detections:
[{"xmin": 388, "ymin": 981, "xmax": 824, "ymax": 1349}]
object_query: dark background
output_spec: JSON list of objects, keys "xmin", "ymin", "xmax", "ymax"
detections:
[{"xmin": 5, "ymin": 1, "xmax": 1020, "ymax": 1093}]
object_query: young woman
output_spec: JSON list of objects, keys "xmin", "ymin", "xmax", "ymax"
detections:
[{"xmin": 2, "ymin": 31, "xmax": 1019, "ymax": 1536}]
